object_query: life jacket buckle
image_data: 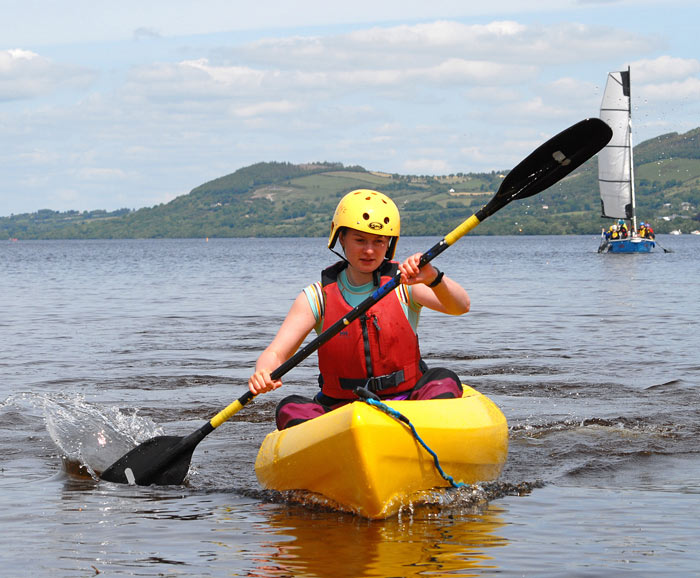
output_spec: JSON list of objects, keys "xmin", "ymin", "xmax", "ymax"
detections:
[
  {"xmin": 337, "ymin": 370, "xmax": 405, "ymax": 392},
  {"xmin": 365, "ymin": 370, "xmax": 405, "ymax": 392}
]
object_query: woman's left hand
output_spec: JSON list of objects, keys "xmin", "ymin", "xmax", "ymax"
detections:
[
  {"xmin": 398, "ymin": 253, "xmax": 470, "ymax": 315},
  {"xmin": 398, "ymin": 253, "xmax": 439, "ymax": 286}
]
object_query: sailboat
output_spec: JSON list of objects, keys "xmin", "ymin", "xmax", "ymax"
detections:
[{"xmin": 597, "ymin": 68, "xmax": 656, "ymax": 253}]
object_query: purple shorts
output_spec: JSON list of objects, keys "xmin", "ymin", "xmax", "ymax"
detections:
[{"xmin": 275, "ymin": 367, "xmax": 462, "ymax": 430}]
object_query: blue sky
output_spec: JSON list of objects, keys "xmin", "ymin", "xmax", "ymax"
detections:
[{"xmin": 1, "ymin": 0, "xmax": 699, "ymax": 216}]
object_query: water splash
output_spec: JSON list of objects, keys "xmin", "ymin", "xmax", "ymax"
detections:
[
  {"xmin": 242, "ymin": 481, "xmax": 541, "ymax": 520},
  {"xmin": 41, "ymin": 393, "xmax": 163, "ymax": 479}
]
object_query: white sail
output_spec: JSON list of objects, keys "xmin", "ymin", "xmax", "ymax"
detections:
[{"xmin": 598, "ymin": 69, "xmax": 635, "ymax": 223}]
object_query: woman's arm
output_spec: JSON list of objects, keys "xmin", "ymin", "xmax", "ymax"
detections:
[
  {"xmin": 248, "ymin": 291, "xmax": 317, "ymax": 394},
  {"xmin": 398, "ymin": 253, "xmax": 470, "ymax": 315}
]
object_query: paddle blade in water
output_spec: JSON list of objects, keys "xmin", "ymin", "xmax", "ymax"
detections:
[{"xmin": 100, "ymin": 435, "xmax": 192, "ymax": 485}]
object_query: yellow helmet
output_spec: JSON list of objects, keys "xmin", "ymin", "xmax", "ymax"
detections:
[{"xmin": 328, "ymin": 189, "xmax": 400, "ymax": 259}]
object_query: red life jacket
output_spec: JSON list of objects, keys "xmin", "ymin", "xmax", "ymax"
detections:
[{"xmin": 317, "ymin": 261, "xmax": 423, "ymax": 399}]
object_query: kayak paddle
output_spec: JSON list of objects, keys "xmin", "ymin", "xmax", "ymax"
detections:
[{"xmin": 100, "ymin": 117, "xmax": 612, "ymax": 486}]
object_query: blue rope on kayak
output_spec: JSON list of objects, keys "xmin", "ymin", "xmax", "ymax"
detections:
[{"xmin": 363, "ymin": 398, "xmax": 465, "ymax": 489}]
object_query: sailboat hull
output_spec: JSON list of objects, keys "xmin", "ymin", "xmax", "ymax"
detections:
[{"xmin": 604, "ymin": 238, "xmax": 655, "ymax": 253}]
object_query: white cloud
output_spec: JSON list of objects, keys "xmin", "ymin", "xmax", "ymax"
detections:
[
  {"xmin": 548, "ymin": 76, "xmax": 594, "ymax": 96},
  {"xmin": 241, "ymin": 19, "xmax": 651, "ymax": 72},
  {"xmin": 233, "ymin": 100, "xmax": 299, "ymax": 118},
  {"xmin": 0, "ymin": 0, "xmax": 567, "ymax": 46},
  {"xmin": 349, "ymin": 20, "xmax": 527, "ymax": 50},
  {"xmin": 121, "ymin": 20, "xmax": 555, "ymax": 111},
  {"xmin": 0, "ymin": 48, "xmax": 37, "ymax": 67},
  {"xmin": 631, "ymin": 55, "xmax": 700, "ymax": 83},
  {"xmin": 427, "ymin": 58, "xmax": 535, "ymax": 84},
  {"xmin": 179, "ymin": 58, "xmax": 266, "ymax": 86},
  {"xmin": 642, "ymin": 77, "xmax": 700, "ymax": 100},
  {"xmin": 16, "ymin": 148, "xmax": 62, "ymax": 166},
  {"xmin": 0, "ymin": 49, "xmax": 94, "ymax": 101}
]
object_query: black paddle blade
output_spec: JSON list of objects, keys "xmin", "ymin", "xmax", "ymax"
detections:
[
  {"xmin": 100, "ymin": 435, "xmax": 193, "ymax": 486},
  {"xmin": 484, "ymin": 118, "xmax": 612, "ymax": 218}
]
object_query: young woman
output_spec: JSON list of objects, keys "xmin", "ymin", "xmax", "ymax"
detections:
[{"xmin": 248, "ymin": 189, "xmax": 470, "ymax": 429}]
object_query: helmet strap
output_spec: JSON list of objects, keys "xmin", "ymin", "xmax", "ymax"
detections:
[{"xmin": 330, "ymin": 247, "xmax": 349, "ymax": 265}]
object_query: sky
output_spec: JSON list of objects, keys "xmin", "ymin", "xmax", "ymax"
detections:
[{"xmin": 1, "ymin": 0, "xmax": 699, "ymax": 216}]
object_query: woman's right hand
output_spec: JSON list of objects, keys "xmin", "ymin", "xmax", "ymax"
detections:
[{"xmin": 248, "ymin": 369, "xmax": 283, "ymax": 395}]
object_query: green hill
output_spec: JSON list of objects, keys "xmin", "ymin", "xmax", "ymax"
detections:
[{"xmin": 3, "ymin": 129, "xmax": 700, "ymax": 239}]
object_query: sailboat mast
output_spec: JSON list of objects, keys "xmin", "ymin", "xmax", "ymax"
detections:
[{"xmin": 625, "ymin": 66, "xmax": 638, "ymax": 232}]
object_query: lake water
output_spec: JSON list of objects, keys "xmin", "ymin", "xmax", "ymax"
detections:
[{"xmin": 1, "ymin": 235, "xmax": 698, "ymax": 577}]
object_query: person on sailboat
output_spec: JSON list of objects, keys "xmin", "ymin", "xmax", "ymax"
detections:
[
  {"xmin": 247, "ymin": 189, "xmax": 471, "ymax": 430},
  {"xmin": 641, "ymin": 222, "xmax": 655, "ymax": 239},
  {"xmin": 617, "ymin": 220, "xmax": 629, "ymax": 239}
]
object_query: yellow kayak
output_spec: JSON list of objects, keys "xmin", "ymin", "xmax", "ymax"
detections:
[{"xmin": 254, "ymin": 385, "xmax": 508, "ymax": 519}]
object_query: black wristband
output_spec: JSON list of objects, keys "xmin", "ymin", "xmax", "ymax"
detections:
[{"xmin": 428, "ymin": 268, "xmax": 444, "ymax": 288}]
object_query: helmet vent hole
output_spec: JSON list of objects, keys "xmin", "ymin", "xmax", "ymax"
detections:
[
  {"xmin": 362, "ymin": 212, "xmax": 370, "ymax": 221},
  {"xmin": 384, "ymin": 217, "xmax": 390, "ymax": 224}
]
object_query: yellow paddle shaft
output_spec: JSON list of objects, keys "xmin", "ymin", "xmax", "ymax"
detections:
[
  {"xmin": 444, "ymin": 214, "xmax": 481, "ymax": 247},
  {"xmin": 210, "ymin": 398, "xmax": 247, "ymax": 429}
]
